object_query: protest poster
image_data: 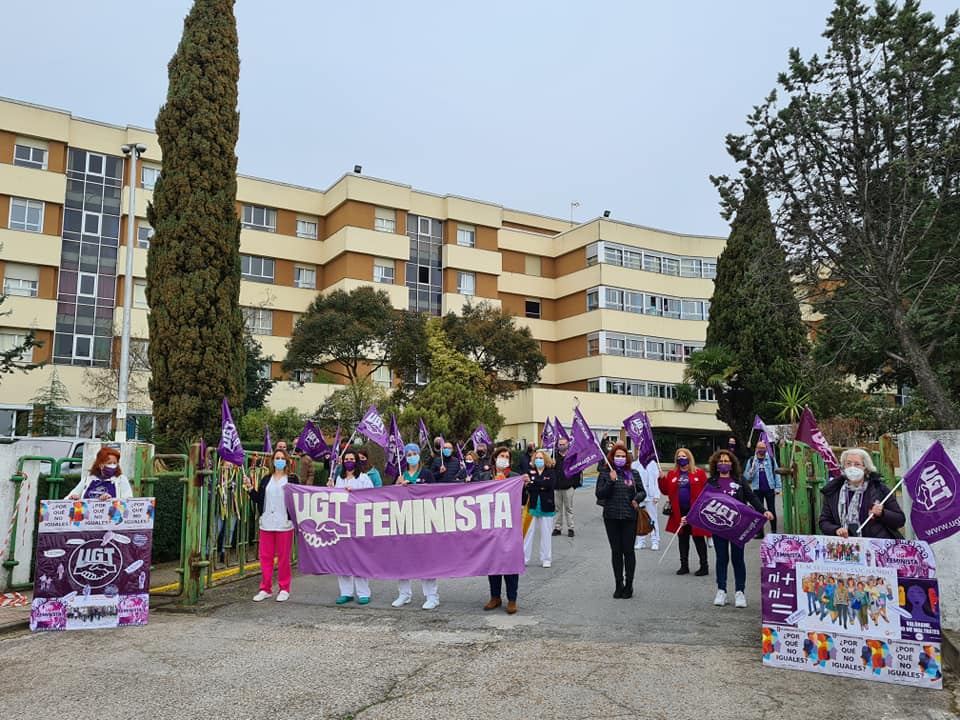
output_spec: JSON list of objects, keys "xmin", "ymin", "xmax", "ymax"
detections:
[
  {"xmin": 30, "ymin": 497, "xmax": 155, "ymax": 632},
  {"xmin": 285, "ymin": 477, "xmax": 524, "ymax": 579},
  {"xmin": 760, "ymin": 534, "xmax": 942, "ymax": 688}
]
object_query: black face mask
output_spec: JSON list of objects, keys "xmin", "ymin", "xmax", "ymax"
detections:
[{"xmin": 477, "ymin": 449, "xmax": 486, "ymax": 457}]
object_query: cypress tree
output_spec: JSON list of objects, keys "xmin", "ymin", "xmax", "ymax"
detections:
[
  {"xmin": 702, "ymin": 179, "xmax": 808, "ymax": 442},
  {"xmin": 146, "ymin": 0, "xmax": 245, "ymax": 449}
]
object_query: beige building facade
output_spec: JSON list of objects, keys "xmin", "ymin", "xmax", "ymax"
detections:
[{"xmin": 0, "ymin": 97, "xmax": 729, "ymax": 450}]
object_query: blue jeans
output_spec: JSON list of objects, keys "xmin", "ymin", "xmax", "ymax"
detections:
[
  {"xmin": 713, "ymin": 536, "xmax": 746, "ymax": 592},
  {"xmin": 488, "ymin": 574, "xmax": 519, "ymax": 601},
  {"xmin": 807, "ymin": 591, "xmax": 819, "ymax": 614}
]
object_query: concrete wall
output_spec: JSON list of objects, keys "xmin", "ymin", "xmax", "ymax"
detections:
[
  {"xmin": 897, "ymin": 430, "xmax": 960, "ymax": 632},
  {"xmin": 0, "ymin": 442, "xmax": 43, "ymax": 590}
]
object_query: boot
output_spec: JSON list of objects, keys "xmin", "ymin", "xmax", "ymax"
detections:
[
  {"xmin": 695, "ymin": 563, "xmax": 709, "ymax": 577},
  {"xmin": 621, "ymin": 584, "xmax": 633, "ymax": 599},
  {"xmin": 613, "ymin": 582, "xmax": 624, "ymax": 599},
  {"xmin": 676, "ymin": 562, "xmax": 690, "ymax": 576}
]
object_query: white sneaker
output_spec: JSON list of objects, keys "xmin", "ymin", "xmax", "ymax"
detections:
[
  {"xmin": 635, "ymin": 540, "xmax": 645, "ymax": 550},
  {"xmin": 708, "ymin": 538, "xmax": 714, "ymax": 548},
  {"xmin": 542, "ymin": 560, "xmax": 552, "ymax": 568},
  {"xmin": 713, "ymin": 589, "xmax": 728, "ymax": 606},
  {"xmin": 391, "ymin": 594, "xmax": 412, "ymax": 608},
  {"xmin": 253, "ymin": 590, "xmax": 272, "ymax": 602},
  {"xmin": 735, "ymin": 591, "xmax": 747, "ymax": 608},
  {"xmin": 651, "ymin": 543, "xmax": 660, "ymax": 551},
  {"xmin": 276, "ymin": 590, "xmax": 289, "ymax": 602},
  {"xmin": 422, "ymin": 596, "xmax": 440, "ymax": 610}
]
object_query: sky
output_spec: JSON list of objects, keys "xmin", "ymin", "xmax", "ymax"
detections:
[{"xmin": 2, "ymin": 0, "xmax": 957, "ymax": 237}]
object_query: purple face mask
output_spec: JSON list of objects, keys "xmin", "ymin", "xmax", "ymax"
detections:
[
  {"xmin": 343, "ymin": 460, "xmax": 356, "ymax": 472},
  {"xmin": 717, "ymin": 462, "xmax": 732, "ymax": 475},
  {"xmin": 101, "ymin": 464, "xmax": 119, "ymax": 478},
  {"xmin": 677, "ymin": 457, "xmax": 689, "ymax": 468},
  {"xmin": 613, "ymin": 456, "xmax": 627, "ymax": 468}
]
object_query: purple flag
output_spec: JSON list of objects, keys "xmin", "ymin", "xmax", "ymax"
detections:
[
  {"xmin": 263, "ymin": 425, "xmax": 272, "ymax": 454},
  {"xmin": 418, "ymin": 418, "xmax": 431, "ymax": 449},
  {"xmin": 795, "ymin": 406, "xmax": 841, "ymax": 478},
  {"xmin": 541, "ymin": 417, "xmax": 557, "ymax": 450},
  {"xmin": 331, "ymin": 426, "xmax": 342, "ymax": 461},
  {"xmin": 456, "ymin": 443, "xmax": 464, "ymax": 464},
  {"xmin": 384, "ymin": 414, "xmax": 404, "ymax": 478},
  {"xmin": 295, "ymin": 421, "xmax": 331, "ymax": 462},
  {"xmin": 623, "ymin": 410, "xmax": 657, "ymax": 466},
  {"xmin": 686, "ymin": 484, "xmax": 766, "ymax": 547},
  {"xmin": 471, "ymin": 424, "xmax": 492, "ymax": 449},
  {"xmin": 903, "ymin": 441, "xmax": 960, "ymax": 544},
  {"xmin": 285, "ymin": 477, "xmax": 525, "ymax": 579},
  {"xmin": 554, "ymin": 417, "xmax": 570, "ymax": 444},
  {"xmin": 217, "ymin": 397, "xmax": 245, "ymax": 465},
  {"xmin": 753, "ymin": 414, "xmax": 773, "ymax": 447},
  {"xmin": 356, "ymin": 405, "xmax": 389, "ymax": 448},
  {"xmin": 563, "ymin": 407, "xmax": 605, "ymax": 475}
]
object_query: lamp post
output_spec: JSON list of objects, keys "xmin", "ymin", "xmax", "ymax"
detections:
[{"xmin": 116, "ymin": 143, "xmax": 147, "ymax": 443}]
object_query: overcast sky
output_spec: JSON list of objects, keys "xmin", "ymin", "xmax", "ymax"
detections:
[{"xmin": 2, "ymin": 1, "xmax": 957, "ymax": 236}]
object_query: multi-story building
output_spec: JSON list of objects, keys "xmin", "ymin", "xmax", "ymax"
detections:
[{"xmin": 0, "ymin": 97, "xmax": 729, "ymax": 453}]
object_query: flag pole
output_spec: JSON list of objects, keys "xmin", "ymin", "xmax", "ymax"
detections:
[
  {"xmin": 658, "ymin": 528, "xmax": 680, "ymax": 564},
  {"xmin": 336, "ymin": 431, "xmax": 358, "ymax": 463},
  {"xmin": 856, "ymin": 477, "xmax": 905, "ymax": 535}
]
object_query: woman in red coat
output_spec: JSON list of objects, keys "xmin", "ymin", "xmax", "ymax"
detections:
[{"xmin": 659, "ymin": 447, "xmax": 710, "ymax": 576}]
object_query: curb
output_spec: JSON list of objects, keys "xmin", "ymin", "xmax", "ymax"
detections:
[{"xmin": 943, "ymin": 629, "xmax": 959, "ymax": 672}]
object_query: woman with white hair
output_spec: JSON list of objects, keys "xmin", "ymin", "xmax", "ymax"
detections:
[{"xmin": 819, "ymin": 448, "xmax": 905, "ymax": 539}]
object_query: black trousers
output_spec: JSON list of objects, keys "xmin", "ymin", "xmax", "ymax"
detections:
[
  {"xmin": 756, "ymin": 489, "xmax": 777, "ymax": 533},
  {"xmin": 603, "ymin": 517, "xmax": 637, "ymax": 586},
  {"xmin": 677, "ymin": 525, "xmax": 708, "ymax": 568}
]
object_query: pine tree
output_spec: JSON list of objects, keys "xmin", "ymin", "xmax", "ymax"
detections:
[
  {"xmin": 695, "ymin": 179, "xmax": 808, "ymax": 443},
  {"xmin": 30, "ymin": 369, "xmax": 71, "ymax": 436},
  {"xmin": 146, "ymin": 0, "xmax": 245, "ymax": 449}
]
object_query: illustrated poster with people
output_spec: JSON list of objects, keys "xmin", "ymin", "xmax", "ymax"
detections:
[
  {"xmin": 760, "ymin": 534, "xmax": 942, "ymax": 689},
  {"xmin": 30, "ymin": 498, "xmax": 155, "ymax": 632}
]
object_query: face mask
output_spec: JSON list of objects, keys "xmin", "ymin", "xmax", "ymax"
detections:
[
  {"xmin": 343, "ymin": 460, "xmax": 356, "ymax": 472},
  {"xmin": 407, "ymin": 454, "xmax": 420, "ymax": 467},
  {"xmin": 844, "ymin": 466, "xmax": 865, "ymax": 483},
  {"xmin": 728, "ymin": 442, "xmax": 736, "ymax": 451},
  {"xmin": 717, "ymin": 462, "xmax": 732, "ymax": 474},
  {"xmin": 613, "ymin": 457, "xmax": 627, "ymax": 468},
  {"xmin": 757, "ymin": 450, "xmax": 766, "ymax": 458},
  {"xmin": 465, "ymin": 460, "xmax": 475, "ymax": 470},
  {"xmin": 678, "ymin": 457, "xmax": 689, "ymax": 468},
  {"xmin": 102, "ymin": 464, "xmax": 119, "ymax": 478},
  {"xmin": 534, "ymin": 458, "xmax": 545, "ymax": 470},
  {"xmin": 442, "ymin": 448, "xmax": 452, "ymax": 458},
  {"xmin": 557, "ymin": 445, "xmax": 567, "ymax": 455},
  {"xmin": 477, "ymin": 449, "xmax": 486, "ymax": 458},
  {"xmin": 495, "ymin": 457, "xmax": 510, "ymax": 470},
  {"xmin": 273, "ymin": 459, "xmax": 286, "ymax": 471},
  {"xmin": 358, "ymin": 458, "xmax": 368, "ymax": 468}
]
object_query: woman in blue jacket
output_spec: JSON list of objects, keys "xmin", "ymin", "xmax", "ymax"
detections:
[{"xmin": 743, "ymin": 439, "xmax": 781, "ymax": 533}]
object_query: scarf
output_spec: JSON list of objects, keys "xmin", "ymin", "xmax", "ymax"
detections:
[{"xmin": 837, "ymin": 480, "xmax": 867, "ymax": 529}]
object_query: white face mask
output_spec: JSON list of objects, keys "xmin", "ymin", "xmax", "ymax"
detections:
[
  {"xmin": 844, "ymin": 466, "xmax": 865, "ymax": 483},
  {"xmin": 495, "ymin": 457, "xmax": 510, "ymax": 470}
]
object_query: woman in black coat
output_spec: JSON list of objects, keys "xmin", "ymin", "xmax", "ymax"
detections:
[
  {"xmin": 819, "ymin": 448, "xmax": 905, "ymax": 540},
  {"xmin": 522, "ymin": 449, "xmax": 556, "ymax": 568},
  {"xmin": 595, "ymin": 442, "xmax": 646, "ymax": 599}
]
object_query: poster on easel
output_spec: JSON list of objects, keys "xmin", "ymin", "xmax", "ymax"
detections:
[
  {"xmin": 760, "ymin": 534, "xmax": 942, "ymax": 689},
  {"xmin": 30, "ymin": 497, "xmax": 154, "ymax": 632}
]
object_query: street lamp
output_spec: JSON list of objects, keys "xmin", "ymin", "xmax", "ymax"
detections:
[{"xmin": 116, "ymin": 142, "xmax": 147, "ymax": 443}]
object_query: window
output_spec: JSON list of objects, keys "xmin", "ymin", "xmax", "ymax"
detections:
[
  {"xmin": 605, "ymin": 287, "xmax": 624, "ymax": 311},
  {"xmin": 703, "ymin": 260, "xmax": 717, "ymax": 279},
  {"xmin": 643, "ymin": 253, "xmax": 662, "ymax": 273},
  {"xmin": 662, "ymin": 297, "xmax": 681, "ymax": 319},
  {"xmin": 375, "ymin": 207, "xmax": 396, "ymax": 233},
  {"xmin": 680, "ymin": 258, "xmax": 702, "ymax": 278},
  {"xmin": 134, "ymin": 280, "xmax": 148, "ymax": 308},
  {"xmin": 662, "ymin": 257, "xmax": 680, "ymax": 276},
  {"xmin": 3, "ymin": 264, "xmax": 39, "ymax": 297},
  {"xmin": 296, "ymin": 219, "xmax": 318, "ymax": 239},
  {"xmin": 241, "ymin": 255, "xmax": 275, "ymax": 283},
  {"xmin": 587, "ymin": 333, "xmax": 600, "ymax": 356},
  {"xmin": 137, "ymin": 222, "xmax": 154, "ymax": 249},
  {"xmin": 587, "ymin": 379, "xmax": 601, "ymax": 393},
  {"xmin": 257, "ymin": 361, "xmax": 272, "ymax": 380},
  {"xmin": 697, "ymin": 386, "xmax": 716, "ymax": 402},
  {"xmin": 86, "ymin": 153, "xmax": 105, "ymax": 176},
  {"xmin": 607, "ymin": 335, "xmax": 626, "ymax": 356},
  {"xmin": 624, "ymin": 290, "xmax": 643, "ymax": 314},
  {"xmin": 604, "ymin": 246, "xmax": 623, "ymax": 265},
  {"xmin": 292, "ymin": 368, "xmax": 313, "ymax": 384},
  {"xmin": 9, "ymin": 198, "xmax": 44, "ymax": 233},
  {"xmin": 14, "ymin": 142, "xmax": 47, "ymax": 170},
  {"xmin": 141, "ymin": 165, "xmax": 161, "ymax": 190},
  {"xmin": 456, "ymin": 224, "xmax": 476, "ymax": 248},
  {"xmin": 457, "ymin": 271, "xmax": 475, "ymax": 296},
  {"xmin": 586, "ymin": 243, "xmax": 599, "ymax": 266},
  {"xmin": 243, "ymin": 308, "xmax": 273, "ymax": 335},
  {"xmin": 83, "ymin": 212, "xmax": 101, "ymax": 236},
  {"xmin": 665, "ymin": 342, "xmax": 684, "ymax": 362},
  {"xmin": 525, "ymin": 298, "xmax": 541, "ymax": 319},
  {"xmin": 73, "ymin": 334, "xmax": 94, "ymax": 360},
  {"xmin": 525, "ymin": 255, "xmax": 541, "ymax": 276},
  {"xmin": 294, "ymin": 265, "xmax": 316, "ymax": 289},
  {"xmin": 0, "ymin": 331, "xmax": 32, "ymax": 363},
  {"xmin": 374, "ymin": 259, "xmax": 395, "ymax": 284},
  {"xmin": 586, "ymin": 289, "xmax": 600, "ymax": 311},
  {"xmin": 681, "ymin": 300, "xmax": 704, "ymax": 320},
  {"xmin": 623, "ymin": 248, "xmax": 642, "ymax": 269},
  {"xmin": 241, "ymin": 204, "xmax": 277, "ymax": 232},
  {"xmin": 418, "ymin": 216, "xmax": 431, "ymax": 235},
  {"xmin": 645, "ymin": 339, "xmax": 665, "ymax": 361},
  {"xmin": 373, "ymin": 365, "xmax": 392, "ymax": 388},
  {"xmin": 78, "ymin": 272, "xmax": 97, "ymax": 298},
  {"xmin": 130, "ymin": 339, "xmax": 151, "ymax": 371}
]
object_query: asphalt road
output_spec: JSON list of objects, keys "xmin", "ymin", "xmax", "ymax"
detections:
[{"xmin": 1, "ymin": 491, "xmax": 956, "ymax": 719}]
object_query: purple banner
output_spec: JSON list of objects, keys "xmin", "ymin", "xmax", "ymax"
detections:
[
  {"xmin": 471, "ymin": 424, "xmax": 491, "ymax": 449},
  {"xmin": 295, "ymin": 420, "xmax": 331, "ymax": 462},
  {"xmin": 285, "ymin": 477, "xmax": 525, "ymax": 579},
  {"xmin": 760, "ymin": 534, "xmax": 942, "ymax": 689},
  {"xmin": 383, "ymin": 414, "xmax": 404, "ymax": 478},
  {"xmin": 902, "ymin": 440, "xmax": 960, "ymax": 544},
  {"xmin": 686, "ymin": 484, "xmax": 766, "ymax": 547},
  {"xmin": 796, "ymin": 406, "xmax": 842, "ymax": 479},
  {"xmin": 31, "ymin": 498, "xmax": 154, "ymax": 632},
  {"xmin": 217, "ymin": 397, "xmax": 245, "ymax": 465},
  {"xmin": 563, "ymin": 406, "xmax": 604, "ymax": 475},
  {"xmin": 357, "ymin": 405, "xmax": 389, "ymax": 448},
  {"xmin": 623, "ymin": 410, "xmax": 657, "ymax": 467}
]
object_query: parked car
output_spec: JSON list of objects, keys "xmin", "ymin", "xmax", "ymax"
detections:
[{"xmin": 5, "ymin": 437, "xmax": 88, "ymax": 474}]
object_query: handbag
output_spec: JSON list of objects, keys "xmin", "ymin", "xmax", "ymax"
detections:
[
  {"xmin": 636, "ymin": 508, "xmax": 653, "ymax": 537},
  {"xmin": 662, "ymin": 498, "xmax": 672, "ymax": 517}
]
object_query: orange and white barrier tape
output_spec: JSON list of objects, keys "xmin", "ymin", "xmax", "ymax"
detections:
[{"xmin": 0, "ymin": 592, "xmax": 29, "ymax": 608}]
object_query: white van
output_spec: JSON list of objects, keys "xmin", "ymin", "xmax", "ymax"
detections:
[{"xmin": 6, "ymin": 437, "xmax": 88, "ymax": 473}]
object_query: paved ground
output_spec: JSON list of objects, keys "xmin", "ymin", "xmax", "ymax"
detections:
[{"xmin": 1, "ymin": 494, "xmax": 957, "ymax": 719}]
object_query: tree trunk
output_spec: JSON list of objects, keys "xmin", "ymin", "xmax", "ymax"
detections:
[{"xmin": 889, "ymin": 303, "xmax": 960, "ymax": 428}]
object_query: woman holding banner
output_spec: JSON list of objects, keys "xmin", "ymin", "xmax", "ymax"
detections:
[
  {"xmin": 484, "ymin": 446, "xmax": 521, "ymax": 613},
  {"xmin": 595, "ymin": 442, "xmax": 645, "ymax": 599},
  {"xmin": 659, "ymin": 448, "xmax": 709, "ymax": 577},
  {"xmin": 333, "ymin": 449, "xmax": 374, "ymax": 605},
  {"xmin": 819, "ymin": 448, "xmax": 905, "ymax": 540},
  {"xmin": 244, "ymin": 448, "xmax": 298, "ymax": 602},
  {"xmin": 393, "ymin": 443, "xmax": 440, "ymax": 610},
  {"xmin": 462, "ymin": 450, "xmax": 491, "ymax": 483},
  {"xmin": 68, "ymin": 447, "xmax": 133, "ymax": 500},
  {"xmin": 706, "ymin": 449, "xmax": 772, "ymax": 608},
  {"xmin": 522, "ymin": 449, "xmax": 556, "ymax": 568},
  {"xmin": 357, "ymin": 448, "xmax": 382, "ymax": 487}
]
